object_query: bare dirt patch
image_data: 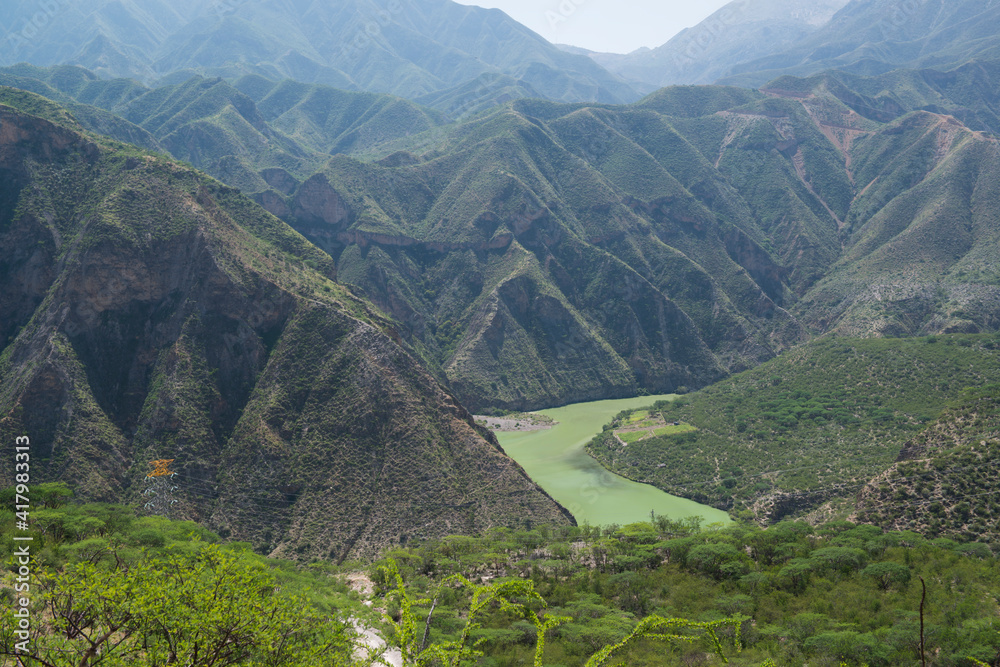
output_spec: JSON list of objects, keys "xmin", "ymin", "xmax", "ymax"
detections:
[{"xmin": 474, "ymin": 412, "xmax": 557, "ymax": 432}]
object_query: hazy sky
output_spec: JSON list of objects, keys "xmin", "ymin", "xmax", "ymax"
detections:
[{"xmin": 453, "ymin": 0, "xmax": 734, "ymax": 54}]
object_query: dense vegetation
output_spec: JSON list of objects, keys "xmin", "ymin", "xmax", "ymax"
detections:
[
  {"xmin": 587, "ymin": 334, "xmax": 1000, "ymax": 519},
  {"xmin": 856, "ymin": 384, "xmax": 1000, "ymax": 544},
  {"xmin": 4, "ymin": 494, "xmax": 998, "ymax": 666},
  {"xmin": 0, "ymin": 486, "xmax": 372, "ymax": 666},
  {"xmin": 372, "ymin": 515, "xmax": 1000, "ymax": 666}
]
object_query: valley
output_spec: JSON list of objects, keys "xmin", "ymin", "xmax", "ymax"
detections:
[{"xmin": 1, "ymin": 0, "xmax": 1000, "ymax": 664}]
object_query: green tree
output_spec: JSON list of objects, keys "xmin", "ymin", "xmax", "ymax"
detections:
[
  {"xmin": 861, "ymin": 562, "xmax": 911, "ymax": 591},
  {"xmin": 2, "ymin": 541, "xmax": 364, "ymax": 667},
  {"xmin": 379, "ymin": 558, "xmax": 567, "ymax": 667}
]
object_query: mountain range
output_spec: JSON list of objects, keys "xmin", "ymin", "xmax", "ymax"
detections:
[
  {"xmin": 582, "ymin": 0, "xmax": 851, "ymax": 90},
  {"xmin": 4, "ymin": 56, "xmax": 1000, "ymax": 414},
  {"xmin": 1, "ymin": 0, "xmax": 1000, "ymax": 545},
  {"xmin": 719, "ymin": 0, "xmax": 1000, "ymax": 86},
  {"xmin": 0, "ymin": 0, "xmax": 638, "ymax": 107},
  {"xmin": 582, "ymin": 0, "xmax": 1000, "ymax": 92}
]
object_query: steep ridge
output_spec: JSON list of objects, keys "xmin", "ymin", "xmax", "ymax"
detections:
[
  {"xmin": 256, "ymin": 76, "xmax": 1000, "ymax": 410},
  {"xmin": 266, "ymin": 95, "xmax": 815, "ymax": 410},
  {"xmin": 0, "ymin": 65, "xmax": 444, "ymax": 192},
  {"xmin": 760, "ymin": 59, "xmax": 1000, "ymax": 135},
  {"xmin": 6, "ymin": 66, "xmax": 1000, "ymax": 413},
  {"xmin": 0, "ymin": 96, "xmax": 571, "ymax": 561},
  {"xmin": 797, "ymin": 110, "xmax": 1000, "ymax": 337}
]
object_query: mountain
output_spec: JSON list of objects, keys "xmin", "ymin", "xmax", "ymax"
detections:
[
  {"xmin": 719, "ymin": 0, "xmax": 1000, "ymax": 87},
  {"xmin": 0, "ymin": 90, "xmax": 571, "ymax": 561},
  {"xmin": 758, "ymin": 59, "xmax": 1000, "ymax": 135},
  {"xmin": 0, "ymin": 0, "xmax": 638, "ymax": 106},
  {"xmin": 259, "ymin": 78, "xmax": 1000, "ymax": 410},
  {"xmin": 586, "ymin": 0, "xmax": 850, "ymax": 90},
  {"xmin": 266, "ymin": 91, "xmax": 823, "ymax": 411}
]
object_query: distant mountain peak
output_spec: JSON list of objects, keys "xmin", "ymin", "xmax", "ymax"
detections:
[
  {"xmin": 0, "ymin": 0, "xmax": 639, "ymax": 106},
  {"xmin": 588, "ymin": 0, "xmax": 850, "ymax": 89}
]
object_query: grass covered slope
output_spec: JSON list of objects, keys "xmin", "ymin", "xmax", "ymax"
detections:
[
  {"xmin": 0, "ymin": 94, "xmax": 571, "ymax": 561},
  {"xmin": 796, "ymin": 109, "xmax": 1000, "ymax": 337},
  {"xmin": 855, "ymin": 384, "xmax": 1000, "ymax": 544},
  {"xmin": 586, "ymin": 334, "xmax": 1000, "ymax": 520},
  {"xmin": 0, "ymin": 65, "xmax": 450, "ymax": 193}
]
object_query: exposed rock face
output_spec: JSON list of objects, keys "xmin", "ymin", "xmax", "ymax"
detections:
[{"xmin": 0, "ymin": 104, "xmax": 571, "ymax": 560}]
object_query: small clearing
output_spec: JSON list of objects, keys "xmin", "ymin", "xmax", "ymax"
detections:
[{"xmin": 613, "ymin": 411, "xmax": 696, "ymax": 445}]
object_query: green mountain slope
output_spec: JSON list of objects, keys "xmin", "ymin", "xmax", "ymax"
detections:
[
  {"xmin": 261, "ymin": 76, "xmax": 1000, "ymax": 410},
  {"xmin": 270, "ymin": 94, "xmax": 822, "ymax": 410},
  {"xmin": 795, "ymin": 109, "xmax": 1000, "ymax": 336},
  {"xmin": 0, "ymin": 95, "xmax": 571, "ymax": 561},
  {"xmin": 761, "ymin": 59, "xmax": 1000, "ymax": 135},
  {"xmin": 855, "ymin": 384, "xmax": 1000, "ymax": 544},
  {"xmin": 0, "ymin": 65, "xmax": 445, "ymax": 193},
  {"xmin": 586, "ymin": 334, "xmax": 1000, "ymax": 520},
  {"xmin": 232, "ymin": 74, "xmax": 444, "ymax": 156}
]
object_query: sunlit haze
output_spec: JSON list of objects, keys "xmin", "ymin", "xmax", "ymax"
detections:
[{"xmin": 452, "ymin": 0, "xmax": 734, "ymax": 53}]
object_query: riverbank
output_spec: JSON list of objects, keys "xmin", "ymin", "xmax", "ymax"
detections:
[{"xmin": 474, "ymin": 412, "xmax": 556, "ymax": 432}]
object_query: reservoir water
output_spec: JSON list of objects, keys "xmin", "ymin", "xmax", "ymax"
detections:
[{"xmin": 497, "ymin": 395, "xmax": 731, "ymax": 528}]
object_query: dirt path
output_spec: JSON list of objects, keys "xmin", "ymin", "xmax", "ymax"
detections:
[
  {"xmin": 346, "ymin": 573, "xmax": 402, "ymax": 667},
  {"xmin": 354, "ymin": 622, "xmax": 403, "ymax": 667}
]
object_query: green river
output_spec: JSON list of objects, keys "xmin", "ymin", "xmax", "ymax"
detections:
[{"xmin": 497, "ymin": 395, "xmax": 731, "ymax": 528}]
